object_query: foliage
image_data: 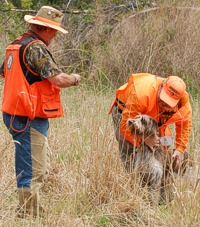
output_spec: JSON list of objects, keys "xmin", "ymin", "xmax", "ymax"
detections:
[{"xmin": 21, "ymin": 0, "xmax": 33, "ymax": 9}]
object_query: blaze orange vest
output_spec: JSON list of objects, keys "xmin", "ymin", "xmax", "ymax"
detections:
[
  {"xmin": 2, "ymin": 36, "xmax": 63, "ymax": 119},
  {"xmin": 110, "ymin": 73, "xmax": 192, "ymax": 152}
]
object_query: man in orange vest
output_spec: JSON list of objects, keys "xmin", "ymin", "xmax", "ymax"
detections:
[
  {"xmin": 110, "ymin": 73, "xmax": 192, "ymax": 173},
  {"xmin": 0, "ymin": 6, "xmax": 81, "ymax": 217}
]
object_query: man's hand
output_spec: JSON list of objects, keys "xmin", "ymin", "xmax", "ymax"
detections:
[
  {"xmin": 47, "ymin": 73, "xmax": 81, "ymax": 88},
  {"xmin": 172, "ymin": 149, "xmax": 184, "ymax": 171},
  {"xmin": 71, "ymin": 73, "xmax": 81, "ymax": 86}
]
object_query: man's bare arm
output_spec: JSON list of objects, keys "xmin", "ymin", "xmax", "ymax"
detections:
[{"xmin": 47, "ymin": 73, "xmax": 81, "ymax": 88}]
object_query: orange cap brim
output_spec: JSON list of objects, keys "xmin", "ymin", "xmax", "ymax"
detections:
[
  {"xmin": 24, "ymin": 15, "xmax": 68, "ymax": 34},
  {"xmin": 159, "ymin": 88, "xmax": 180, "ymax": 107}
]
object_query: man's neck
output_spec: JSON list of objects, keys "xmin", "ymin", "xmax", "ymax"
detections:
[{"xmin": 28, "ymin": 29, "xmax": 48, "ymax": 46}]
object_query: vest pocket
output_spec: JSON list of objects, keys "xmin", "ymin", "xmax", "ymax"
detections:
[
  {"xmin": 42, "ymin": 92, "xmax": 62, "ymax": 117},
  {"xmin": 31, "ymin": 80, "xmax": 63, "ymax": 118}
]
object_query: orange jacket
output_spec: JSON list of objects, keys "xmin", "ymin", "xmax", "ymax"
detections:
[
  {"xmin": 110, "ymin": 73, "xmax": 192, "ymax": 153},
  {"xmin": 2, "ymin": 37, "xmax": 63, "ymax": 119}
]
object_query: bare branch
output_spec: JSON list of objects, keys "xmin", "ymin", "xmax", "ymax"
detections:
[
  {"xmin": 0, "ymin": 15, "xmax": 12, "ymax": 26},
  {"xmin": 0, "ymin": 8, "xmax": 89, "ymax": 14},
  {"xmin": 66, "ymin": 0, "xmax": 72, "ymax": 9},
  {"xmin": 0, "ymin": 6, "xmax": 200, "ymax": 15},
  {"xmin": 4, "ymin": 0, "xmax": 9, "ymax": 5}
]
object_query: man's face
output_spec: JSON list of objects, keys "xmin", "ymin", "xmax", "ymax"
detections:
[
  {"xmin": 159, "ymin": 99, "xmax": 170, "ymax": 108},
  {"xmin": 158, "ymin": 98, "xmax": 177, "ymax": 112},
  {"xmin": 46, "ymin": 28, "xmax": 58, "ymax": 45}
]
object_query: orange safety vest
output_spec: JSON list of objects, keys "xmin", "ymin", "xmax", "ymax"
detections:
[
  {"xmin": 110, "ymin": 73, "xmax": 192, "ymax": 152},
  {"xmin": 2, "ymin": 34, "xmax": 63, "ymax": 119}
]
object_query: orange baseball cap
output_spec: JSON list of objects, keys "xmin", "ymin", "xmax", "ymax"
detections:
[
  {"xmin": 24, "ymin": 6, "xmax": 68, "ymax": 34},
  {"xmin": 160, "ymin": 76, "xmax": 186, "ymax": 107}
]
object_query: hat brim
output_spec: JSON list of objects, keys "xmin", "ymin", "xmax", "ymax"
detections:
[
  {"xmin": 24, "ymin": 15, "xmax": 68, "ymax": 34},
  {"xmin": 159, "ymin": 88, "xmax": 179, "ymax": 107}
]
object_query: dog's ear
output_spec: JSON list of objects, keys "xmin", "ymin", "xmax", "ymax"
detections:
[
  {"xmin": 141, "ymin": 115, "xmax": 148, "ymax": 127},
  {"xmin": 127, "ymin": 117, "xmax": 143, "ymax": 135},
  {"xmin": 127, "ymin": 118, "xmax": 135, "ymax": 129}
]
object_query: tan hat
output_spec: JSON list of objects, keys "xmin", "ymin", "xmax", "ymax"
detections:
[
  {"xmin": 24, "ymin": 6, "xmax": 68, "ymax": 34},
  {"xmin": 160, "ymin": 76, "xmax": 186, "ymax": 107}
]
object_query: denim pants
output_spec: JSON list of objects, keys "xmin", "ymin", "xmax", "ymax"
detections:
[{"xmin": 3, "ymin": 112, "xmax": 49, "ymax": 191}]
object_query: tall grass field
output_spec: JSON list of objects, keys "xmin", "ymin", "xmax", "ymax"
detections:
[
  {"xmin": 0, "ymin": 83, "xmax": 200, "ymax": 226},
  {"xmin": 0, "ymin": 0, "xmax": 200, "ymax": 226}
]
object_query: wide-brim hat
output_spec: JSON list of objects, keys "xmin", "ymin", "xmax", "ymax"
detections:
[
  {"xmin": 160, "ymin": 76, "xmax": 186, "ymax": 107},
  {"xmin": 24, "ymin": 6, "xmax": 68, "ymax": 34}
]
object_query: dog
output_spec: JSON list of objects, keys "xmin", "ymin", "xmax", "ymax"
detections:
[{"xmin": 127, "ymin": 114, "xmax": 177, "ymax": 205}]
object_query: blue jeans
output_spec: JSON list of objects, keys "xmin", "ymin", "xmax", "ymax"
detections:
[{"xmin": 3, "ymin": 112, "xmax": 49, "ymax": 189}]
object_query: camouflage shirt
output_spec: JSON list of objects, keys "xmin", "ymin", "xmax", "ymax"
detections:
[
  {"xmin": 0, "ymin": 35, "xmax": 62, "ymax": 80},
  {"xmin": 25, "ymin": 41, "xmax": 62, "ymax": 80}
]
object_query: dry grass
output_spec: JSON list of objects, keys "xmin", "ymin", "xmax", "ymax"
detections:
[
  {"xmin": 98, "ymin": 4, "xmax": 200, "ymax": 86},
  {"xmin": 0, "ymin": 83, "xmax": 200, "ymax": 226},
  {"xmin": 53, "ymin": 0, "xmax": 200, "ymax": 88}
]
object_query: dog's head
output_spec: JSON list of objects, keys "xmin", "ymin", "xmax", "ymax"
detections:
[{"xmin": 127, "ymin": 114, "xmax": 158, "ymax": 137}]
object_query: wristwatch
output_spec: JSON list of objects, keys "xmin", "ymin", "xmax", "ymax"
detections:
[{"xmin": 71, "ymin": 74, "xmax": 78, "ymax": 86}]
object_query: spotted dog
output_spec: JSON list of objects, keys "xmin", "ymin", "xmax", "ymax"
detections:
[{"xmin": 127, "ymin": 114, "xmax": 173, "ymax": 205}]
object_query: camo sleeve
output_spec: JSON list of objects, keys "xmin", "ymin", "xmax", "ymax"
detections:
[{"xmin": 24, "ymin": 41, "xmax": 62, "ymax": 80}]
